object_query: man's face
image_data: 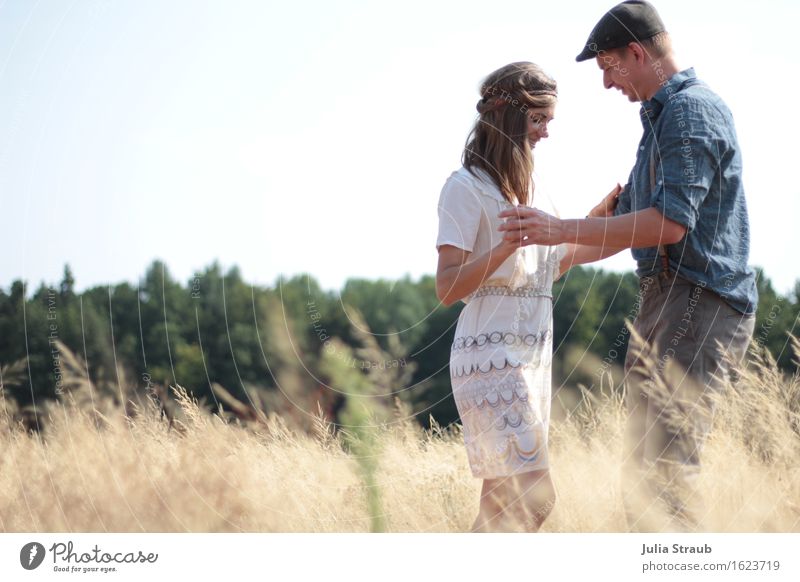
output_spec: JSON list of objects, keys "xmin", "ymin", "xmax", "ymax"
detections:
[{"xmin": 596, "ymin": 47, "xmax": 640, "ymax": 102}]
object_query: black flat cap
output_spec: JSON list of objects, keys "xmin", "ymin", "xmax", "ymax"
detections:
[{"xmin": 575, "ymin": 0, "xmax": 666, "ymax": 62}]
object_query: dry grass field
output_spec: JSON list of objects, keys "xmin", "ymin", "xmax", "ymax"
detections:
[{"xmin": 1, "ymin": 340, "xmax": 799, "ymax": 533}]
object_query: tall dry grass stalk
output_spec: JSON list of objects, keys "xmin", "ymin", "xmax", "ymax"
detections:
[{"xmin": 1, "ymin": 336, "xmax": 798, "ymax": 532}]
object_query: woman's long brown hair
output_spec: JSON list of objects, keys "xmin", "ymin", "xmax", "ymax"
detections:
[{"xmin": 462, "ymin": 62, "xmax": 557, "ymax": 206}]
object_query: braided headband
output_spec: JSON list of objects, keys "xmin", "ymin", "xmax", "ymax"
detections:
[{"xmin": 477, "ymin": 89, "xmax": 557, "ymax": 114}]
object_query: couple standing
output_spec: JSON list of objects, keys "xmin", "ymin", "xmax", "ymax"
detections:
[{"xmin": 435, "ymin": 0, "xmax": 757, "ymax": 533}]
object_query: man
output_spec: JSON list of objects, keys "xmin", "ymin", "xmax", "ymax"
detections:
[{"xmin": 498, "ymin": 0, "xmax": 758, "ymax": 531}]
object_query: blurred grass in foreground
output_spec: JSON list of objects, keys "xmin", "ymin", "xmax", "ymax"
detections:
[{"xmin": 1, "ymin": 335, "xmax": 798, "ymax": 533}]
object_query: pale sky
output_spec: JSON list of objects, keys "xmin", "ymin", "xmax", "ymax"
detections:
[{"xmin": 1, "ymin": 0, "xmax": 797, "ymax": 296}]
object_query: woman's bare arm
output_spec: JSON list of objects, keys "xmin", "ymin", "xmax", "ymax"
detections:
[
  {"xmin": 436, "ymin": 242, "xmax": 517, "ymax": 307},
  {"xmin": 555, "ymin": 183, "xmax": 625, "ymax": 279},
  {"xmin": 557, "ymin": 243, "xmax": 625, "ymax": 280}
]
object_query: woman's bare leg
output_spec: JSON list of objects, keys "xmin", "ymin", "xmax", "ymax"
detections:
[
  {"xmin": 470, "ymin": 468, "xmax": 556, "ymax": 532},
  {"xmin": 470, "ymin": 478, "xmax": 509, "ymax": 532},
  {"xmin": 501, "ymin": 468, "xmax": 556, "ymax": 532}
]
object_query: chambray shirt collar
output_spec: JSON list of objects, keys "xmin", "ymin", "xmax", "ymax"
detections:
[{"xmin": 639, "ymin": 67, "xmax": 698, "ymax": 123}]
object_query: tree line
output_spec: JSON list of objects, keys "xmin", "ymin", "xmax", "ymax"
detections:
[{"xmin": 1, "ymin": 260, "xmax": 797, "ymax": 432}]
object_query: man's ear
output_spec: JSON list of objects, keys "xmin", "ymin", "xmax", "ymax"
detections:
[{"xmin": 628, "ymin": 42, "xmax": 647, "ymax": 65}]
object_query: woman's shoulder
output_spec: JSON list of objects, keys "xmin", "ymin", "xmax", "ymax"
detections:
[
  {"xmin": 442, "ymin": 166, "xmax": 506, "ymax": 204},
  {"xmin": 445, "ymin": 166, "xmax": 485, "ymax": 188}
]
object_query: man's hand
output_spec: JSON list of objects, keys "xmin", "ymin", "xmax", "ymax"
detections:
[
  {"xmin": 497, "ymin": 206, "xmax": 564, "ymax": 246},
  {"xmin": 588, "ymin": 184, "xmax": 622, "ymax": 218}
]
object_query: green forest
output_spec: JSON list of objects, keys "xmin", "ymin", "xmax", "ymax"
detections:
[{"xmin": 1, "ymin": 260, "xmax": 797, "ymax": 433}]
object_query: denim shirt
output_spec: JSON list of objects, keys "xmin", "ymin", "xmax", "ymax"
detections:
[{"xmin": 614, "ymin": 68, "xmax": 758, "ymax": 315}]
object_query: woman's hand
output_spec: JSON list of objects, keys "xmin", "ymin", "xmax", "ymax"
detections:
[
  {"xmin": 493, "ymin": 238, "xmax": 522, "ymax": 263},
  {"xmin": 587, "ymin": 183, "xmax": 622, "ymax": 218}
]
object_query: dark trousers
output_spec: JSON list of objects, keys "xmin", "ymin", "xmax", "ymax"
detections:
[{"xmin": 621, "ymin": 271, "xmax": 755, "ymax": 531}]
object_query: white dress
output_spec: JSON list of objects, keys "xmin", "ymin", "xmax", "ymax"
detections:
[{"xmin": 436, "ymin": 166, "xmax": 566, "ymax": 479}]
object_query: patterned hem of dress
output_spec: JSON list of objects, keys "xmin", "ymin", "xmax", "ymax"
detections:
[
  {"xmin": 464, "ymin": 432, "xmax": 549, "ymax": 479},
  {"xmin": 470, "ymin": 461, "xmax": 551, "ymax": 480}
]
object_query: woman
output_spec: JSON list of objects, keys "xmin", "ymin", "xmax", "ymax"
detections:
[{"xmin": 435, "ymin": 62, "xmax": 618, "ymax": 532}]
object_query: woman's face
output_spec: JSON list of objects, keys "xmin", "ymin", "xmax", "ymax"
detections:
[{"xmin": 526, "ymin": 104, "xmax": 555, "ymax": 149}]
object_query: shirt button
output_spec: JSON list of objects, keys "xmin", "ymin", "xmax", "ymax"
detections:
[{"xmin": 639, "ymin": 146, "xmax": 645, "ymax": 151}]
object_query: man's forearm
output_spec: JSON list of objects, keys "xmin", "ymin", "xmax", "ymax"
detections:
[{"xmin": 559, "ymin": 208, "xmax": 686, "ymax": 248}]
